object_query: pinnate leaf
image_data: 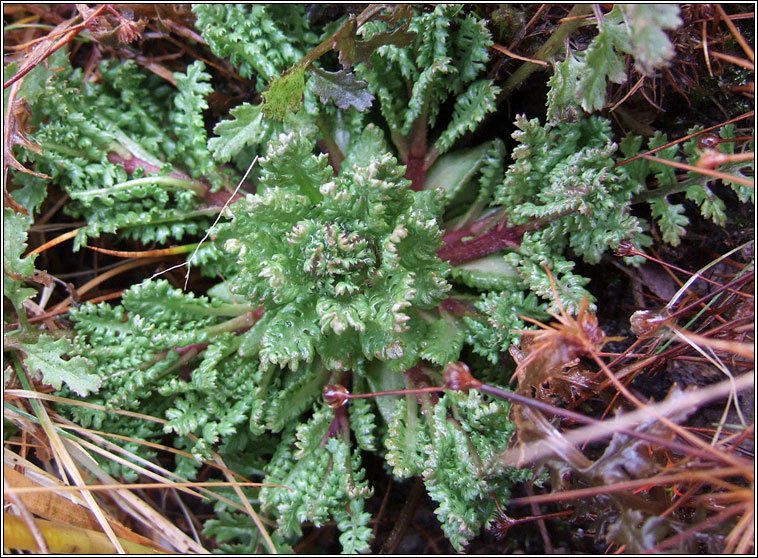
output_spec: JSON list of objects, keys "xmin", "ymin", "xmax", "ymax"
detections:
[
  {"xmin": 17, "ymin": 335, "xmax": 99, "ymax": 396},
  {"xmin": 577, "ymin": 25, "xmax": 627, "ymax": 112},
  {"xmin": 3, "ymin": 208, "xmax": 37, "ymax": 310},
  {"xmin": 208, "ymin": 102, "xmax": 267, "ymax": 163},
  {"xmin": 650, "ymin": 197, "xmax": 688, "ymax": 246},
  {"xmin": 435, "ymin": 80, "xmax": 500, "ymax": 154}
]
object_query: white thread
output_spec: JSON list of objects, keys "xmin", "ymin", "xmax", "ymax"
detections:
[{"xmin": 145, "ymin": 155, "xmax": 259, "ymax": 289}]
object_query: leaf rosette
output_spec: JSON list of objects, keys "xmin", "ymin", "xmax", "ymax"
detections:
[{"xmin": 216, "ymin": 127, "xmax": 450, "ymax": 372}]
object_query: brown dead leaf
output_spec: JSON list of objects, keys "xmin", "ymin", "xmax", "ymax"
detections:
[{"xmin": 4, "ymin": 465, "xmax": 100, "ymax": 530}]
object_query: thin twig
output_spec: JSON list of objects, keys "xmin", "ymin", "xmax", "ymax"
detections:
[
  {"xmin": 638, "ymin": 153, "xmax": 753, "ymax": 188},
  {"xmin": 713, "ymin": 3, "xmax": 754, "ymax": 63}
]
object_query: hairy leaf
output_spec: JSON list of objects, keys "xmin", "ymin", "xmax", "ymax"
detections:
[
  {"xmin": 577, "ymin": 22, "xmax": 627, "ymax": 112},
  {"xmin": 619, "ymin": 4, "xmax": 682, "ymax": 75},
  {"xmin": 309, "ymin": 67, "xmax": 374, "ymax": 112},
  {"xmin": 547, "ymin": 5, "xmax": 681, "ymax": 119}
]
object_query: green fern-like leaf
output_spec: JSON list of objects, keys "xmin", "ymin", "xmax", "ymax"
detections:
[
  {"xmin": 261, "ymin": 405, "xmax": 374, "ymax": 546},
  {"xmin": 356, "ymin": 5, "xmax": 495, "ymax": 144},
  {"xmin": 650, "ymin": 197, "xmax": 689, "ymax": 246},
  {"xmin": 170, "ymin": 60, "xmax": 219, "ymax": 185},
  {"xmin": 192, "ymin": 4, "xmax": 316, "ymax": 85},
  {"xmin": 619, "ymin": 4, "xmax": 682, "ymax": 75},
  {"xmin": 547, "ymin": 5, "xmax": 681, "ymax": 119},
  {"xmin": 577, "ymin": 22, "xmax": 628, "ymax": 112},
  {"xmin": 435, "ymin": 80, "xmax": 500, "ymax": 155}
]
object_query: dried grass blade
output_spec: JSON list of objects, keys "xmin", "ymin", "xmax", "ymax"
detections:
[
  {"xmin": 670, "ymin": 327, "xmax": 754, "ymax": 360},
  {"xmin": 62, "ymin": 439, "xmax": 210, "ymax": 554},
  {"xmin": 211, "ymin": 451, "xmax": 278, "ymax": 554},
  {"xmin": 25, "ymin": 390, "xmax": 126, "ymax": 553}
]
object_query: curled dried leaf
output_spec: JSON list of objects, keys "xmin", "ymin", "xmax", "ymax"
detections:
[
  {"xmin": 513, "ymin": 295, "xmax": 608, "ymax": 390},
  {"xmin": 4, "ymin": 88, "xmax": 50, "ymax": 213}
]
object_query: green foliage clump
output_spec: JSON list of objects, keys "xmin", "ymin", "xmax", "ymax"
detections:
[
  {"xmin": 386, "ymin": 390, "xmax": 530, "ymax": 548},
  {"xmin": 67, "ymin": 279, "xmax": 259, "ymax": 462},
  {"xmin": 356, "ymin": 4, "xmax": 498, "ymax": 157},
  {"xmin": 216, "ymin": 126, "xmax": 450, "ymax": 373},
  {"xmin": 442, "ymin": 115, "xmax": 648, "ymax": 362},
  {"xmin": 496, "ymin": 115, "xmax": 646, "ymax": 310},
  {"xmin": 9, "ymin": 51, "xmax": 227, "ymax": 248},
  {"xmin": 620, "ymin": 125, "xmax": 754, "ymax": 246},
  {"xmin": 261, "ymin": 405, "xmax": 374, "ymax": 553}
]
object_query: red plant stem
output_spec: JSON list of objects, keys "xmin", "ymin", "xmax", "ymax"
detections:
[
  {"xmin": 438, "ymin": 209, "xmax": 563, "ymax": 265},
  {"xmin": 322, "ymin": 404, "xmax": 350, "ymax": 445},
  {"xmin": 405, "ymin": 154, "xmax": 426, "ymax": 192},
  {"xmin": 346, "ymin": 386, "xmax": 445, "ymax": 399},
  {"xmin": 509, "ymin": 466, "xmax": 749, "ymax": 506},
  {"xmin": 440, "ymin": 297, "xmax": 474, "ymax": 318},
  {"xmin": 406, "ymin": 104, "xmax": 429, "ymax": 191},
  {"xmin": 323, "ymin": 371, "xmax": 352, "ymax": 444},
  {"xmin": 497, "ymin": 509, "xmax": 575, "ymax": 524},
  {"xmin": 404, "ymin": 363, "xmax": 440, "ymax": 405},
  {"xmin": 440, "ymin": 209, "xmax": 504, "ymax": 245},
  {"xmin": 621, "ymin": 244, "xmax": 753, "ymax": 299},
  {"xmin": 667, "ymin": 272, "xmax": 753, "ymax": 319},
  {"xmin": 3, "ymin": 290, "xmax": 125, "ymax": 331},
  {"xmin": 438, "ymin": 223, "xmax": 524, "ymax": 265},
  {"xmin": 107, "ymin": 151, "xmax": 164, "ymax": 175},
  {"xmin": 174, "ymin": 342, "xmax": 210, "ymax": 356},
  {"xmin": 404, "ymin": 363, "xmax": 433, "ymax": 388}
]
